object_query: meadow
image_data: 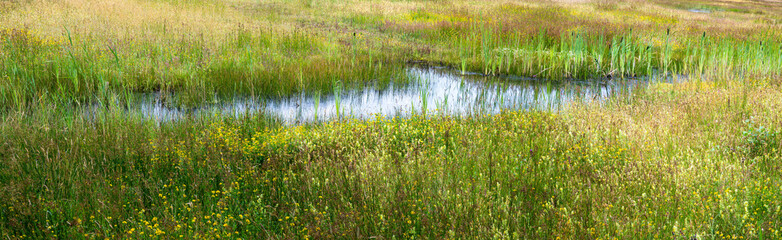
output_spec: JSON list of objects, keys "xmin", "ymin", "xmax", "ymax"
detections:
[{"xmin": 1, "ymin": 0, "xmax": 782, "ymax": 239}]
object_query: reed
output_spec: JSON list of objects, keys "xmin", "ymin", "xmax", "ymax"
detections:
[
  {"xmin": 313, "ymin": 90, "xmax": 321, "ymax": 122},
  {"xmin": 3, "ymin": 0, "xmax": 782, "ymax": 239},
  {"xmin": 332, "ymin": 78, "xmax": 342, "ymax": 120},
  {"xmin": 419, "ymin": 82, "xmax": 429, "ymax": 116}
]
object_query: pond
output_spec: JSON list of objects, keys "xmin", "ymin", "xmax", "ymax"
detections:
[
  {"xmin": 94, "ymin": 67, "xmax": 683, "ymax": 124},
  {"xmin": 688, "ymin": 9, "xmax": 711, "ymax": 13}
]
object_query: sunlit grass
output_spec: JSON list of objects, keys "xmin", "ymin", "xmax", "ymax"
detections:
[
  {"xmin": 2, "ymin": 0, "xmax": 782, "ymax": 239},
  {"xmin": 2, "ymin": 75, "xmax": 781, "ymax": 238},
  {"xmin": 1, "ymin": 0, "xmax": 781, "ymax": 109}
]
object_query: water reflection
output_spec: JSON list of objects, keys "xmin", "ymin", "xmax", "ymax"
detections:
[
  {"xmin": 688, "ymin": 9, "xmax": 711, "ymax": 13},
  {"xmin": 105, "ymin": 67, "xmax": 682, "ymax": 124}
]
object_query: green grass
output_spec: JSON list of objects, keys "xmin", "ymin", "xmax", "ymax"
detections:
[
  {"xmin": 3, "ymin": 0, "xmax": 782, "ymax": 239},
  {"xmin": 0, "ymin": 26, "xmax": 408, "ymax": 109},
  {"xmin": 2, "ymin": 0, "xmax": 782, "ymax": 110},
  {"xmin": 2, "ymin": 79, "xmax": 782, "ymax": 238}
]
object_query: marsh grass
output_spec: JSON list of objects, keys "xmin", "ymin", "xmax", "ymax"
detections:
[
  {"xmin": 3, "ymin": 0, "xmax": 782, "ymax": 239},
  {"xmin": 2, "ymin": 76, "xmax": 782, "ymax": 239},
  {"xmin": 439, "ymin": 26, "xmax": 781, "ymax": 82},
  {"xmin": 332, "ymin": 79, "xmax": 342, "ymax": 120},
  {"xmin": 3, "ymin": 0, "xmax": 782, "ymax": 110},
  {"xmin": 0, "ymin": 24, "xmax": 408, "ymax": 110}
]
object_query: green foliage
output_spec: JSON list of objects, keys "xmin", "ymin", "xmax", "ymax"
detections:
[
  {"xmin": 3, "ymin": 0, "xmax": 782, "ymax": 239},
  {"xmin": 2, "ymin": 101, "xmax": 782, "ymax": 238},
  {"xmin": 741, "ymin": 119, "xmax": 779, "ymax": 158}
]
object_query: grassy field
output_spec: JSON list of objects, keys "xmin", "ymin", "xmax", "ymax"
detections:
[
  {"xmin": 2, "ymin": 0, "xmax": 782, "ymax": 239},
  {"xmin": 2, "ymin": 0, "xmax": 781, "ymax": 108}
]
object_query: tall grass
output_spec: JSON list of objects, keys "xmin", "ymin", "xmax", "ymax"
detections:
[
  {"xmin": 443, "ymin": 25, "xmax": 781, "ymax": 81},
  {"xmin": 3, "ymin": 0, "xmax": 782, "ymax": 111},
  {"xmin": 0, "ymin": 26, "xmax": 408, "ymax": 110},
  {"xmin": 332, "ymin": 79, "xmax": 342, "ymax": 120},
  {"xmin": 2, "ymin": 77, "xmax": 782, "ymax": 238},
  {"xmin": 3, "ymin": 0, "xmax": 782, "ymax": 239}
]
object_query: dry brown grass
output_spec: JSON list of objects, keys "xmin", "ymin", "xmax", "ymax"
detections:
[
  {"xmin": 2, "ymin": 0, "xmax": 779, "ymax": 59},
  {"xmin": 4, "ymin": 0, "xmax": 777, "ymax": 42},
  {"xmin": 565, "ymin": 78, "xmax": 782, "ymax": 179},
  {"xmin": 0, "ymin": 0, "xmax": 272, "ymax": 44}
]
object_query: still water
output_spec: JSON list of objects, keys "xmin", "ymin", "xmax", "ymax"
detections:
[{"xmin": 117, "ymin": 67, "xmax": 679, "ymax": 124}]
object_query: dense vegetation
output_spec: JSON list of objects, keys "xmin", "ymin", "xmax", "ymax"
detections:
[{"xmin": 1, "ymin": 0, "xmax": 781, "ymax": 239}]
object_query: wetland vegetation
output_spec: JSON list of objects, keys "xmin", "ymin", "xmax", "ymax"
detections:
[{"xmin": 1, "ymin": 0, "xmax": 782, "ymax": 239}]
